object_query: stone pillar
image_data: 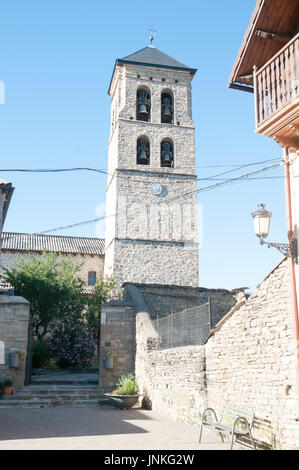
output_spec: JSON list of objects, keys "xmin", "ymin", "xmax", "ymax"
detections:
[
  {"xmin": 0, "ymin": 295, "xmax": 30, "ymax": 390},
  {"xmin": 99, "ymin": 300, "xmax": 136, "ymax": 392}
]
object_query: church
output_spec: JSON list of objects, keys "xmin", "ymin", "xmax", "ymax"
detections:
[
  {"xmin": 0, "ymin": 43, "xmax": 245, "ymax": 397},
  {"xmin": 0, "ymin": 44, "xmax": 241, "ymax": 332},
  {"xmin": 1, "ymin": 43, "xmax": 200, "ymax": 290},
  {"xmin": 104, "ymin": 43, "xmax": 199, "ymax": 287},
  {"xmin": 100, "ymin": 44, "xmax": 244, "ymax": 391}
]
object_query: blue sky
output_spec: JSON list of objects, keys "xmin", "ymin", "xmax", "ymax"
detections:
[{"xmin": 0, "ymin": 0, "xmax": 286, "ymax": 291}]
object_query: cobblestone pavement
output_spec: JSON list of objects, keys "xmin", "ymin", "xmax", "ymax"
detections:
[{"xmin": 0, "ymin": 406, "xmax": 242, "ymax": 450}]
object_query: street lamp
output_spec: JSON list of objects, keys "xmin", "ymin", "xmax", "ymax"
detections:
[{"xmin": 251, "ymin": 203, "xmax": 297, "ymax": 261}]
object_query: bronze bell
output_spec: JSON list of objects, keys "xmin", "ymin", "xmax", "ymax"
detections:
[
  {"xmin": 161, "ymin": 142, "xmax": 172, "ymax": 163},
  {"xmin": 162, "ymin": 151, "xmax": 171, "ymax": 162},
  {"xmin": 139, "ymin": 148, "xmax": 148, "ymax": 161},
  {"xmin": 162, "ymin": 99, "xmax": 171, "ymax": 117},
  {"xmin": 137, "ymin": 139, "xmax": 149, "ymax": 164},
  {"xmin": 138, "ymin": 103, "xmax": 148, "ymax": 116}
]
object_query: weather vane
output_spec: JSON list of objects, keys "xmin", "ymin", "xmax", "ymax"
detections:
[{"xmin": 148, "ymin": 28, "xmax": 158, "ymax": 46}]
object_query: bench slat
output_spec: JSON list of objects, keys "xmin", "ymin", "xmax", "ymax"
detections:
[
  {"xmin": 204, "ymin": 422, "xmax": 251, "ymax": 436},
  {"xmin": 200, "ymin": 406, "xmax": 256, "ymax": 450},
  {"xmin": 222, "ymin": 406, "xmax": 254, "ymax": 424}
]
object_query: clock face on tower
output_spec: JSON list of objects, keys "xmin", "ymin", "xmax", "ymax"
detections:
[{"xmin": 150, "ymin": 182, "xmax": 163, "ymax": 196}]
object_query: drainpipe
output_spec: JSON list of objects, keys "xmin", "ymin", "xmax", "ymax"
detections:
[{"xmin": 283, "ymin": 147, "xmax": 299, "ymax": 418}]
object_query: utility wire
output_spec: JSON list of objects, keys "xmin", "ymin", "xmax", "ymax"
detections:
[
  {"xmin": 0, "ymin": 157, "xmax": 282, "ymax": 186},
  {"xmin": 33, "ymin": 162, "xmax": 281, "ymax": 235},
  {"xmin": 1, "ymin": 161, "xmax": 282, "ymax": 240},
  {"xmin": 0, "ymin": 157, "xmax": 281, "ymax": 173}
]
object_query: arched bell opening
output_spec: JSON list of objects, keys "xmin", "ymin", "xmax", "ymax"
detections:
[
  {"xmin": 161, "ymin": 91, "xmax": 174, "ymax": 124},
  {"xmin": 137, "ymin": 137, "xmax": 150, "ymax": 165},
  {"xmin": 160, "ymin": 139, "xmax": 174, "ymax": 168},
  {"xmin": 136, "ymin": 87, "xmax": 151, "ymax": 122}
]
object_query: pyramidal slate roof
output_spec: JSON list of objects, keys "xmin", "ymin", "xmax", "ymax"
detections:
[
  {"xmin": 119, "ymin": 46, "xmax": 196, "ymax": 73},
  {"xmin": 1, "ymin": 232, "xmax": 105, "ymax": 256},
  {"xmin": 109, "ymin": 45, "xmax": 197, "ymax": 93}
]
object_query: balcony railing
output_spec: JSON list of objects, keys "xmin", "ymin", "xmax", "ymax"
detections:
[{"xmin": 254, "ymin": 33, "xmax": 299, "ymax": 128}]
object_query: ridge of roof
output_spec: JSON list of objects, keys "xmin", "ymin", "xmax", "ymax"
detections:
[{"xmin": 1, "ymin": 232, "xmax": 105, "ymax": 256}]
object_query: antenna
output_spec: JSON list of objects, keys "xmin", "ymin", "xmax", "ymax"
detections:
[{"xmin": 148, "ymin": 27, "xmax": 158, "ymax": 46}]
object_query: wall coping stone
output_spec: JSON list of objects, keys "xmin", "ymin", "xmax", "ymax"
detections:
[
  {"xmin": 203, "ymin": 300, "xmax": 246, "ymax": 344},
  {"xmin": 123, "ymin": 282, "xmax": 247, "ymax": 295},
  {"xmin": 0, "ymin": 295, "xmax": 30, "ymax": 305},
  {"xmin": 102, "ymin": 299, "xmax": 136, "ymax": 308},
  {"xmin": 256, "ymin": 256, "xmax": 286, "ymax": 287},
  {"xmin": 203, "ymin": 258, "xmax": 288, "ymax": 344}
]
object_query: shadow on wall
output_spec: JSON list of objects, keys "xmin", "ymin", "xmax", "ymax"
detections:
[{"xmin": 237, "ymin": 416, "xmax": 276, "ymax": 450}]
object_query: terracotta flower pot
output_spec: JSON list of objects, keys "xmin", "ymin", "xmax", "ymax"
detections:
[{"xmin": 4, "ymin": 386, "xmax": 13, "ymax": 396}]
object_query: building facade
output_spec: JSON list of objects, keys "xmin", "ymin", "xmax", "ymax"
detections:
[
  {"xmin": 104, "ymin": 45, "xmax": 199, "ymax": 287},
  {"xmin": 229, "ymin": 0, "xmax": 299, "ymax": 415},
  {"xmin": 0, "ymin": 232, "xmax": 105, "ymax": 294}
]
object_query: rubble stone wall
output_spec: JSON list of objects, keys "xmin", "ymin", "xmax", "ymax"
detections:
[
  {"xmin": 135, "ymin": 259, "xmax": 299, "ymax": 449},
  {"xmin": 0, "ymin": 296, "xmax": 30, "ymax": 390}
]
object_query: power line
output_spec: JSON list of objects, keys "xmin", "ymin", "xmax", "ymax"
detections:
[
  {"xmin": 0, "ymin": 157, "xmax": 282, "ymax": 186},
  {"xmin": 0, "ymin": 158, "xmax": 281, "ymax": 175},
  {"xmin": 34, "ymin": 162, "xmax": 281, "ymax": 235}
]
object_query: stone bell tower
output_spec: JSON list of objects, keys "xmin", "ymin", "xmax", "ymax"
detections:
[{"xmin": 104, "ymin": 44, "xmax": 199, "ymax": 287}]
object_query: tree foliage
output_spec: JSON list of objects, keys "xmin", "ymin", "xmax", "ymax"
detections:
[
  {"xmin": 85, "ymin": 273, "xmax": 121, "ymax": 343},
  {"xmin": 3, "ymin": 252, "xmax": 86, "ymax": 338}
]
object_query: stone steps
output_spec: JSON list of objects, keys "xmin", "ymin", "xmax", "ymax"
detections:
[
  {"xmin": 0, "ymin": 383, "xmax": 109, "ymax": 408},
  {"xmin": 31, "ymin": 379, "xmax": 99, "ymax": 386}
]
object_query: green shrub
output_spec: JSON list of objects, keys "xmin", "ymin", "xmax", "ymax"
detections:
[
  {"xmin": 113, "ymin": 374, "xmax": 139, "ymax": 396},
  {"xmin": 4, "ymin": 378, "xmax": 13, "ymax": 386},
  {"xmin": 44, "ymin": 358, "xmax": 59, "ymax": 370},
  {"xmin": 32, "ymin": 338, "xmax": 52, "ymax": 368}
]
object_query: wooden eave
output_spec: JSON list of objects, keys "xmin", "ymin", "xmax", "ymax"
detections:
[
  {"xmin": 0, "ymin": 181, "xmax": 14, "ymax": 227},
  {"xmin": 229, "ymin": 0, "xmax": 299, "ymax": 89}
]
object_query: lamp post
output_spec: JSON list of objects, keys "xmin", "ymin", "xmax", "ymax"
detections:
[
  {"xmin": 252, "ymin": 201, "xmax": 299, "ymax": 418},
  {"xmin": 251, "ymin": 203, "xmax": 297, "ymax": 261}
]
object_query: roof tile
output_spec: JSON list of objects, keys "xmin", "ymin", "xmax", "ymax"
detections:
[{"xmin": 1, "ymin": 232, "xmax": 105, "ymax": 255}]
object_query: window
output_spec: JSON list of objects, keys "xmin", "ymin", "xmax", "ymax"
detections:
[
  {"xmin": 161, "ymin": 92, "xmax": 173, "ymax": 124},
  {"xmin": 137, "ymin": 137, "xmax": 150, "ymax": 165},
  {"xmin": 136, "ymin": 88, "xmax": 151, "ymax": 122},
  {"xmin": 161, "ymin": 139, "xmax": 174, "ymax": 167},
  {"xmin": 88, "ymin": 271, "xmax": 97, "ymax": 286}
]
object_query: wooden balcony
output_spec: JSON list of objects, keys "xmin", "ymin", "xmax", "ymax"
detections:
[{"xmin": 254, "ymin": 33, "xmax": 299, "ymax": 148}]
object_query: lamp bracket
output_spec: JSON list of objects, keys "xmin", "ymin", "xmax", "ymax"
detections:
[{"xmin": 260, "ymin": 237, "xmax": 298, "ymax": 263}]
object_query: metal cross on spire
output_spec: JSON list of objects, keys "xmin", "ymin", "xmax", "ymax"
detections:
[{"xmin": 148, "ymin": 28, "xmax": 158, "ymax": 46}]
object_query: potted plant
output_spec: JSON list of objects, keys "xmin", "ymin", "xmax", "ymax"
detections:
[
  {"xmin": 105, "ymin": 374, "xmax": 140, "ymax": 409},
  {"xmin": 104, "ymin": 350, "xmax": 116, "ymax": 370},
  {"xmin": 3, "ymin": 378, "xmax": 13, "ymax": 396}
]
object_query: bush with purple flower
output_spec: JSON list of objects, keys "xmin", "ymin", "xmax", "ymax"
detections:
[{"xmin": 48, "ymin": 323, "xmax": 97, "ymax": 368}]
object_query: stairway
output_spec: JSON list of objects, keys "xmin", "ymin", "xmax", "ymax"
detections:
[{"xmin": 0, "ymin": 370, "xmax": 109, "ymax": 408}]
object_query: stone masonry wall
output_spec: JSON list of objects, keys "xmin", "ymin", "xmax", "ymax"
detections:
[
  {"xmin": 112, "ymin": 239, "xmax": 199, "ymax": 287},
  {"xmin": 0, "ymin": 251, "xmax": 104, "ymax": 290},
  {"xmin": 131, "ymin": 283, "xmax": 245, "ymax": 326},
  {"xmin": 99, "ymin": 301, "xmax": 137, "ymax": 392},
  {"xmin": 105, "ymin": 61, "xmax": 199, "ymax": 288},
  {"xmin": 135, "ymin": 259, "xmax": 299, "ymax": 449},
  {"xmin": 0, "ymin": 295, "xmax": 30, "ymax": 390}
]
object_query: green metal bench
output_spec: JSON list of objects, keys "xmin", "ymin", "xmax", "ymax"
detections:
[{"xmin": 199, "ymin": 406, "xmax": 256, "ymax": 450}]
